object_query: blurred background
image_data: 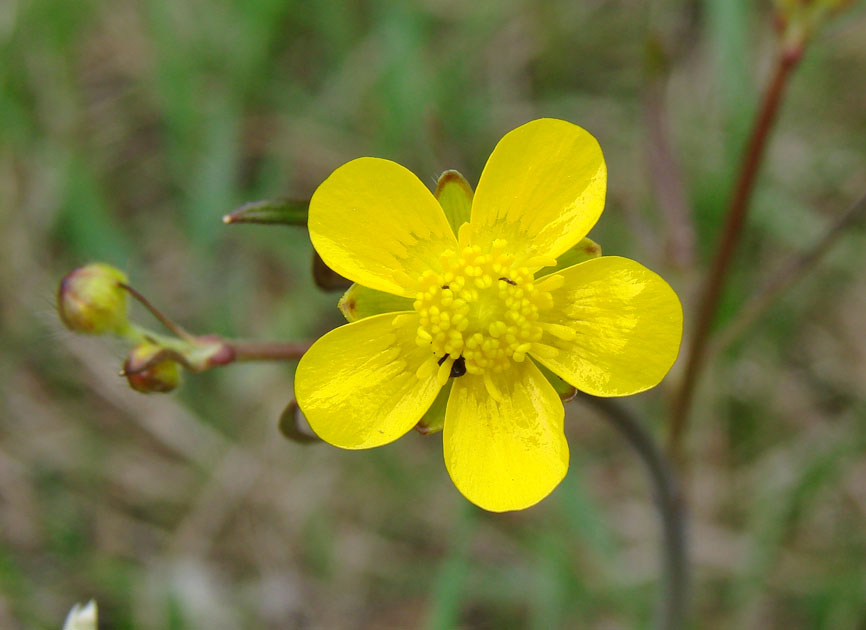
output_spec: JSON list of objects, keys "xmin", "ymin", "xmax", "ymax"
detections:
[{"xmin": 2, "ymin": 0, "xmax": 866, "ymax": 628}]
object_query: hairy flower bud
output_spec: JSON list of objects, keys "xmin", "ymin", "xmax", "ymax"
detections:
[
  {"xmin": 123, "ymin": 343, "xmax": 181, "ymax": 393},
  {"xmin": 58, "ymin": 263, "xmax": 129, "ymax": 334}
]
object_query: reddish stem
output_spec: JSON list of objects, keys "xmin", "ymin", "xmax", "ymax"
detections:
[
  {"xmin": 225, "ymin": 340, "xmax": 312, "ymax": 362},
  {"xmin": 668, "ymin": 48, "xmax": 802, "ymax": 463}
]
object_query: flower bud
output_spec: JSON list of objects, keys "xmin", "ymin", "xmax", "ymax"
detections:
[
  {"xmin": 58, "ymin": 263, "xmax": 129, "ymax": 335},
  {"xmin": 123, "ymin": 343, "xmax": 181, "ymax": 393},
  {"xmin": 774, "ymin": 0, "xmax": 856, "ymax": 46},
  {"xmin": 62, "ymin": 600, "xmax": 97, "ymax": 630},
  {"xmin": 277, "ymin": 400, "xmax": 320, "ymax": 443}
]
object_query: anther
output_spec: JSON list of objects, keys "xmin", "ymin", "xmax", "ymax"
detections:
[
  {"xmin": 530, "ymin": 342, "xmax": 560, "ymax": 359},
  {"xmin": 416, "ymin": 357, "xmax": 438, "ymax": 379},
  {"xmin": 391, "ymin": 313, "xmax": 415, "ymax": 328},
  {"xmin": 450, "ymin": 356, "xmax": 467, "ymax": 377},
  {"xmin": 483, "ymin": 373, "xmax": 504, "ymax": 402}
]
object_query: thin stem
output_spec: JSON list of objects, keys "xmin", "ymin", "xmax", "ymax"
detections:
[
  {"xmin": 579, "ymin": 393, "xmax": 688, "ymax": 630},
  {"xmin": 710, "ymin": 191, "xmax": 866, "ymax": 356},
  {"xmin": 118, "ymin": 282, "xmax": 194, "ymax": 341},
  {"xmin": 225, "ymin": 339, "xmax": 312, "ymax": 362},
  {"xmin": 668, "ymin": 47, "xmax": 802, "ymax": 462}
]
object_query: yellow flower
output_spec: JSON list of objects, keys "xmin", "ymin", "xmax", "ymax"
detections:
[{"xmin": 295, "ymin": 119, "xmax": 683, "ymax": 512}]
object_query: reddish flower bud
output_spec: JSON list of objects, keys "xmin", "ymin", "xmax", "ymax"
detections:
[{"xmin": 123, "ymin": 343, "xmax": 181, "ymax": 394}]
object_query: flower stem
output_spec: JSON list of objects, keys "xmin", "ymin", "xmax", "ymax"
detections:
[
  {"xmin": 580, "ymin": 393, "xmax": 688, "ymax": 630},
  {"xmin": 668, "ymin": 46, "xmax": 802, "ymax": 463},
  {"xmin": 225, "ymin": 339, "xmax": 312, "ymax": 362}
]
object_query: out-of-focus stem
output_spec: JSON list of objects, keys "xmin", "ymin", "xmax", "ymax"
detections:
[
  {"xmin": 580, "ymin": 394, "xmax": 688, "ymax": 630},
  {"xmin": 710, "ymin": 191, "xmax": 866, "ymax": 356},
  {"xmin": 116, "ymin": 281, "xmax": 312, "ymax": 369},
  {"xmin": 226, "ymin": 340, "xmax": 312, "ymax": 362},
  {"xmin": 644, "ymin": 50, "xmax": 695, "ymax": 269},
  {"xmin": 668, "ymin": 46, "xmax": 802, "ymax": 463}
]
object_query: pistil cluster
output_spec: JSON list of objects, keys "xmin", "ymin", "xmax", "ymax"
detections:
[{"xmin": 410, "ymin": 239, "xmax": 567, "ymax": 397}]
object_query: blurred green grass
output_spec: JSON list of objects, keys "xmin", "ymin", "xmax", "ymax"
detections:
[{"xmin": 1, "ymin": 0, "xmax": 866, "ymax": 628}]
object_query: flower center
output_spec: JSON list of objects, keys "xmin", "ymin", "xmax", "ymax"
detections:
[{"xmin": 411, "ymin": 239, "xmax": 564, "ymax": 393}]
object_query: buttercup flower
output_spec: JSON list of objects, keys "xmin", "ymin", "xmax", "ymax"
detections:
[{"xmin": 295, "ymin": 118, "xmax": 682, "ymax": 512}]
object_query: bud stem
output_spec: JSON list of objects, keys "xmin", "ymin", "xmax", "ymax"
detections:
[{"xmin": 118, "ymin": 282, "xmax": 194, "ymax": 341}]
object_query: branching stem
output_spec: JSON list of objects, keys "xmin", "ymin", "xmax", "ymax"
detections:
[{"xmin": 119, "ymin": 282, "xmax": 194, "ymax": 341}]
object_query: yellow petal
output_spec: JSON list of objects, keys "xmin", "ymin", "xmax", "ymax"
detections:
[
  {"xmin": 309, "ymin": 157, "xmax": 457, "ymax": 297},
  {"xmin": 338, "ymin": 283, "xmax": 413, "ymax": 322},
  {"xmin": 415, "ymin": 381, "xmax": 451, "ymax": 435},
  {"xmin": 295, "ymin": 312, "xmax": 443, "ymax": 449},
  {"xmin": 443, "ymin": 360, "xmax": 568, "ymax": 512},
  {"xmin": 470, "ymin": 118, "xmax": 606, "ymax": 263},
  {"xmin": 434, "ymin": 169, "xmax": 473, "ymax": 235},
  {"xmin": 534, "ymin": 256, "xmax": 683, "ymax": 397}
]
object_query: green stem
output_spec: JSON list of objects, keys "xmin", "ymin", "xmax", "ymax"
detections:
[
  {"xmin": 580, "ymin": 394, "xmax": 688, "ymax": 630},
  {"xmin": 118, "ymin": 282, "xmax": 194, "ymax": 341}
]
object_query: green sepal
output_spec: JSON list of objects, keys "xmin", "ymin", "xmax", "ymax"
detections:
[
  {"xmin": 338, "ymin": 284, "xmax": 413, "ymax": 322},
  {"xmin": 539, "ymin": 237, "xmax": 602, "ymax": 275},
  {"xmin": 278, "ymin": 400, "xmax": 321, "ymax": 444},
  {"xmin": 415, "ymin": 381, "xmax": 452, "ymax": 435},
  {"xmin": 313, "ymin": 252, "xmax": 352, "ymax": 291},
  {"xmin": 537, "ymin": 362, "xmax": 577, "ymax": 402},
  {"xmin": 434, "ymin": 170, "xmax": 473, "ymax": 235},
  {"xmin": 222, "ymin": 198, "xmax": 309, "ymax": 225}
]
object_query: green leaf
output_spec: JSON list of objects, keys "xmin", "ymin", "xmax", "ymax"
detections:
[{"xmin": 222, "ymin": 198, "xmax": 309, "ymax": 225}]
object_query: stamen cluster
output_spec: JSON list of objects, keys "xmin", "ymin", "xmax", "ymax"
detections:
[{"xmin": 411, "ymin": 239, "xmax": 563, "ymax": 390}]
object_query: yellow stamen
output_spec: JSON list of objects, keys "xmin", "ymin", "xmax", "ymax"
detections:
[
  {"xmin": 527, "ymin": 255, "xmax": 558, "ymax": 268},
  {"xmin": 416, "ymin": 357, "xmax": 438, "ymax": 379},
  {"xmin": 540, "ymin": 322, "xmax": 577, "ymax": 341},
  {"xmin": 536, "ymin": 274, "xmax": 565, "ymax": 292},
  {"xmin": 412, "ymin": 241, "xmax": 564, "ymax": 378},
  {"xmin": 530, "ymin": 342, "xmax": 560, "ymax": 359},
  {"xmin": 392, "ymin": 313, "xmax": 415, "ymax": 328},
  {"xmin": 484, "ymin": 372, "xmax": 504, "ymax": 402},
  {"xmin": 437, "ymin": 356, "xmax": 455, "ymax": 386}
]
